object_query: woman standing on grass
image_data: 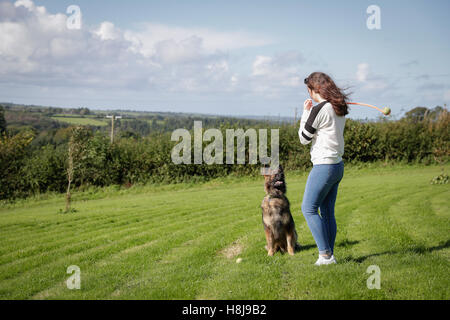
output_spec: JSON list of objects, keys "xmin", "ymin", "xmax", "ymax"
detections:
[{"xmin": 299, "ymin": 72, "xmax": 348, "ymax": 266}]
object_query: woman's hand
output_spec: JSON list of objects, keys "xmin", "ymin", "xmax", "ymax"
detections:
[{"xmin": 304, "ymin": 99, "xmax": 313, "ymax": 111}]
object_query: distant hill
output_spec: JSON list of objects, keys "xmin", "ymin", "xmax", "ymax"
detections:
[{"xmin": 1, "ymin": 102, "xmax": 290, "ymax": 138}]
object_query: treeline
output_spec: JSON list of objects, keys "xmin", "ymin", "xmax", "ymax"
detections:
[
  {"xmin": 1, "ymin": 103, "xmax": 91, "ymax": 115},
  {"xmin": 0, "ymin": 106, "xmax": 448, "ymax": 200},
  {"xmin": 4, "ymin": 109, "xmax": 68, "ymax": 135},
  {"xmin": 113, "ymin": 116, "xmax": 277, "ymax": 137},
  {"xmin": 2, "ymin": 103, "xmax": 276, "ymax": 139}
]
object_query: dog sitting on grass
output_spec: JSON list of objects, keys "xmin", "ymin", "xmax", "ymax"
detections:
[{"xmin": 261, "ymin": 165, "xmax": 300, "ymax": 256}]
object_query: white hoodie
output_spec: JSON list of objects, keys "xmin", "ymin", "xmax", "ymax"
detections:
[{"xmin": 298, "ymin": 101, "xmax": 346, "ymax": 165}]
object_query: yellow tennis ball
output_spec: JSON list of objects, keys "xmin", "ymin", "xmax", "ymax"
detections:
[{"xmin": 383, "ymin": 107, "xmax": 391, "ymax": 116}]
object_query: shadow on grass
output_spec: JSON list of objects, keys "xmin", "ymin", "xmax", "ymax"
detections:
[
  {"xmin": 263, "ymin": 243, "xmax": 317, "ymax": 255},
  {"xmin": 297, "ymin": 239, "xmax": 360, "ymax": 253},
  {"xmin": 297, "ymin": 244, "xmax": 317, "ymax": 251},
  {"xmin": 336, "ymin": 239, "xmax": 359, "ymax": 248},
  {"xmin": 343, "ymin": 239, "xmax": 450, "ymax": 264}
]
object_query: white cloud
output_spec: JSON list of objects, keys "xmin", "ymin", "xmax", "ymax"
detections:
[
  {"xmin": 0, "ymin": 0, "xmax": 255, "ymax": 92},
  {"xmin": 355, "ymin": 63, "xmax": 387, "ymax": 92},
  {"xmin": 95, "ymin": 21, "xmax": 121, "ymax": 41},
  {"xmin": 230, "ymin": 74, "xmax": 238, "ymax": 86},
  {"xmin": 14, "ymin": 0, "xmax": 33, "ymax": 10},
  {"xmin": 0, "ymin": 0, "xmax": 304, "ymax": 101},
  {"xmin": 153, "ymin": 36, "xmax": 205, "ymax": 65},
  {"xmin": 252, "ymin": 56, "xmax": 273, "ymax": 76},
  {"xmin": 123, "ymin": 23, "xmax": 272, "ymax": 58},
  {"xmin": 250, "ymin": 51, "xmax": 304, "ymax": 95},
  {"xmin": 356, "ymin": 63, "xmax": 369, "ymax": 82}
]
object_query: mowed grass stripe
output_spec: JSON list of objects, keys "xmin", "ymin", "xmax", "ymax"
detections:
[
  {"xmin": 0, "ymin": 199, "xmax": 236, "ymax": 264},
  {"xmin": 0, "ymin": 186, "xmax": 227, "ymax": 236},
  {"xmin": 124, "ymin": 171, "xmax": 386, "ymax": 298},
  {"xmin": 194, "ymin": 225, "xmax": 285, "ymax": 300},
  {"xmin": 39, "ymin": 215, "xmax": 258, "ymax": 299},
  {"xmin": 352, "ymin": 186, "xmax": 449, "ymax": 299},
  {"xmin": 0, "ymin": 210, "xmax": 239, "ymax": 298},
  {"xmin": 0, "ymin": 203, "xmax": 256, "ymax": 299},
  {"xmin": 331, "ymin": 176, "xmax": 429, "ymax": 264},
  {"xmin": 0, "ymin": 191, "xmax": 255, "ymax": 262},
  {"xmin": 0, "ymin": 189, "xmax": 238, "ymax": 242},
  {"xmin": 0, "ymin": 201, "xmax": 247, "ymax": 281},
  {"xmin": 116, "ymin": 218, "xmax": 259, "ymax": 300},
  {"xmin": 0, "ymin": 182, "xmax": 262, "ymax": 240},
  {"xmin": 2, "ymin": 198, "xmax": 256, "ymax": 290},
  {"xmin": 277, "ymin": 188, "xmax": 420, "ymax": 300},
  {"xmin": 387, "ymin": 189, "xmax": 449, "ymax": 247},
  {"xmin": 193, "ymin": 179, "xmax": 401, "ymax": 300},
  {"xmin": 0, "ymin": 164, "xmax": 448, "ymax": 299},
  {"xmin": 0, "ymin": 183, "xmax": 259, "ymax": 244},
  {"xmin": 195, "ymin": 167, "xmax": 449, "ymax": 300}
]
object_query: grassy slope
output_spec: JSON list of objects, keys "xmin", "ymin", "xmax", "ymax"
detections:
[{"xmin": 0, "ymin": 164, "xmax": 448, "ymax": 300}]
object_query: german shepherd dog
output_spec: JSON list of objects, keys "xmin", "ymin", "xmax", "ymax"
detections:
[{"xmin": 261, "ymin": 165, "xmax": 300, "ymax": 256}]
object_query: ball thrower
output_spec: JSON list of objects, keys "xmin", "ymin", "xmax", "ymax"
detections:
[{"xmin": 348, "ymin": 102, "xmax": 391, "ymax": 116}]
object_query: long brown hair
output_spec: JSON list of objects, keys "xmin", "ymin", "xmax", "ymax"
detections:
[{"xmin": 304, "ymin": 72, "xmax": 349, "ymax": 116}]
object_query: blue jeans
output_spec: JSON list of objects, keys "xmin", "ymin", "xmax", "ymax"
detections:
[{"xmin": 301, "ymin": 161, "xmax": 344, "ymax": 255}]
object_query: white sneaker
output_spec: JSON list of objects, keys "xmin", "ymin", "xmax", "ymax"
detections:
[{"xmin": 314, "ymin": 255, "xmax": 337, "ymax": 266}]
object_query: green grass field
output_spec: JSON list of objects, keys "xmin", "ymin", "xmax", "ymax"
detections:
[
  {"xmin": 51, "ymin": 116, "xmax": 108, "ymax": 126},
  {"xmin": 0, "ymin": 164, "xmax": 448, "ymax": 300}
]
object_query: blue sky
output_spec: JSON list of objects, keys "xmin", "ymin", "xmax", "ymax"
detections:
[{"xmin": 0, "ymin": 0, "xmax": 449, "ymax": 119}]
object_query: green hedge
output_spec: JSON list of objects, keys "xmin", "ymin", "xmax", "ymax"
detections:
[{"xmin": 1, "ymin": 112, "xmax": 449, "ymax": 200}]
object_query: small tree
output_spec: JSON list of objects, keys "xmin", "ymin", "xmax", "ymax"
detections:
[
  {"xmin": 0, "ymin": 131, "xmax": 34, "ymax": 200},
  {"xmin": 66, "ymin": 126, "xmax": 92, "ymax": 212},
  {"xmin": 404, "ymin": 106, "xmax": 428, "ymax": 122},
  {"xmin": 79, "ymin": 107, "xmax": 90, "ymax": 116},
  {"xmin": 430, "ymin": 108, "xmax": 449, "ymax": 184}
]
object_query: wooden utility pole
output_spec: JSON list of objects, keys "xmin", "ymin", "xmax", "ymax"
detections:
[{"xmin": 106, "ymin": 115, "xmax": 122, "ymax": 144}]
